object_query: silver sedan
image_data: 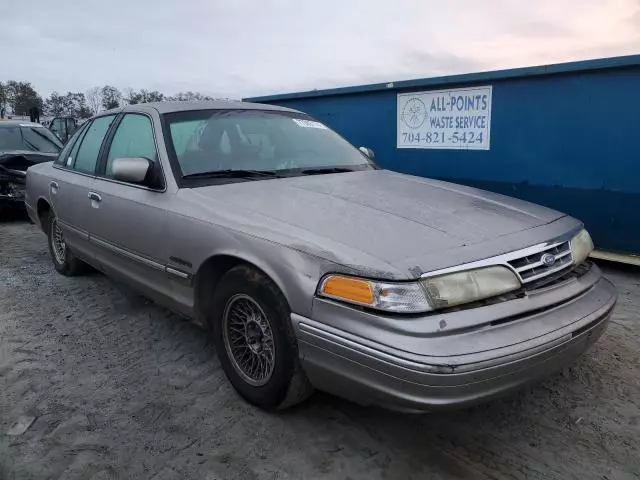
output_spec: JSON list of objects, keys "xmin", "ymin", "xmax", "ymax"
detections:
[{"xmin": 25, "ymin": 101, "xmax": 617, "ymax": 412}]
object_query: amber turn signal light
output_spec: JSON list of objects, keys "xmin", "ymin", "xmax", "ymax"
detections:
[{"xmin": 320, "ymin": 275, "xmax": 375, "ymax": 305}]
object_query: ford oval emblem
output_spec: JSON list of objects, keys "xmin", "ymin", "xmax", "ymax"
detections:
[{"xmin": 541, "ymin": 253, "xmax": 556, "ymax": 266}]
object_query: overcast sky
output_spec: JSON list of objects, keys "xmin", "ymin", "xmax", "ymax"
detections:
[{"xmin": 2, "ymin": 0, "xmax": 639, "ymax": 98}]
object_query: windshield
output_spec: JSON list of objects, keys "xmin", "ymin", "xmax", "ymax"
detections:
[
  {"xmin": 163, "ymin": 109, "xmax": 374, "ymax": 178},
  {"xmin": 0, "ymin": 127, "xmax": 24, "ymax": 152},
  {"xmin": 0, "ymin": 125, "xmax": 63, "ymax": 154}
]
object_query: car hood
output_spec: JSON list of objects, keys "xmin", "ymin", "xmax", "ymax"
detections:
[{"xmin": 184, "ymin": 170, "xmax": 572, "ymax": 278}]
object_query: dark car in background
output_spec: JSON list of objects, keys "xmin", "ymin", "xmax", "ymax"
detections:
[
  {"xmin": 47, "ymin": 117, "xmax": 79, "ymax": 143},
  {"xmin": 0, "ymin": 120, "xmax": 63, "ymax": 216}
]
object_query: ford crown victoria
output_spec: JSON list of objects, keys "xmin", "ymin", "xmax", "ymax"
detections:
[{"xmin": 25, "ymin": 101, "xmax": 617, "ymax": 412}]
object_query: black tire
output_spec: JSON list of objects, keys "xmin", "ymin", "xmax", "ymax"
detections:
[
  {"xmin": 211, "ymin": 265, "xmax": 313, "ymax": 410},
  {"xmin": 45, "ymin": 211, "xmax": 85, "ymax": 276}
]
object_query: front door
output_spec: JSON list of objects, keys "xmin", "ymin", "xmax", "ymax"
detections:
[{"xmin": 87, "ymin": 112, "xmax": 174, "ymax": 305}]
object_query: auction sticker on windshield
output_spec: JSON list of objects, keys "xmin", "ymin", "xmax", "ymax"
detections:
[{"xmin": 397, "ymin": 85, "xmax": 492, "ymax": 150}]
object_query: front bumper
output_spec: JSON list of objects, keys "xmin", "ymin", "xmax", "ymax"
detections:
[{"xmin": 293, "ymin": 267, "xmax": 617, "ymax": 412}]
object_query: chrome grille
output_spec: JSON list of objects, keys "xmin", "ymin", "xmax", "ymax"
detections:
[{"xmin": 508, "ymin": 241, "xmax": 573, "ymax": 283}]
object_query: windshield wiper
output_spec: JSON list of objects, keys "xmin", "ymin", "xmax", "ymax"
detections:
[
  {"xmin": 182, "ymin": 169, "xmax": 281, "ymax": 180},
  {"xmin": 300, "ymin": 167, "xmax": 356, "ymax": 175}
]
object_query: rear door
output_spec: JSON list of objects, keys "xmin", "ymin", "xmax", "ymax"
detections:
[
  {"xmin": 50, "ymin": 115, "xmax": 116, "ymax": 262},
  {"xmin": 88, "ymin": 112, "xmax": 175, "ymax": 306}
]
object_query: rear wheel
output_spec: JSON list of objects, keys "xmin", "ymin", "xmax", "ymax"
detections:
[
  {"xmin": 46, "ymin": 211, "xmax": 85, "ymax": 276},
  {"xmin": 211, "ymin": 265, "xmax": 313, "ymax": 410}
]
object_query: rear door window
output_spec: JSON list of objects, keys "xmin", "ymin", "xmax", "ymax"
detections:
[
  {"xmin": 55, "ymin": 122, "xmax": 89, "ymax": 165},
  {"xmin": 72, "ymin": 115, "xmax": 115, "ymax": 174}
]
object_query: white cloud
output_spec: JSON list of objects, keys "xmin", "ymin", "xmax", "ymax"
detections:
[{"xmin": 2, "ymin": 0, "xmax": 639, "ymax": 98}]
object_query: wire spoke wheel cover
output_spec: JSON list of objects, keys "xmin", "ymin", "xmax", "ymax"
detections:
[
  {"xmin": 51, "ymin": 217, "xmax": 66, "ymax": 264},
  {"xmin": 222, "ymin": 294, "xmax": 276, "ymax": 386}
]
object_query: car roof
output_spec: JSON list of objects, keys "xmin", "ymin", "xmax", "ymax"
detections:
[
  {"xmin": 100, "ymin": 100, "xmax": 301, "ymax": 116},
  {"xmin": 0, "ymin": 120, "xmax": 43, "ymax": 128}
]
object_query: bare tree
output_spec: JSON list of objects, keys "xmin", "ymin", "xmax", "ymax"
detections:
[{"xmin": 86, "ymin": 87, "xmax": 102, "ymax": 115}]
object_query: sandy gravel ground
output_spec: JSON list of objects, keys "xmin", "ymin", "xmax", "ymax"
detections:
[{"xmin": 1, "ymin": 220, "xmax": 639, "ymax": 480}]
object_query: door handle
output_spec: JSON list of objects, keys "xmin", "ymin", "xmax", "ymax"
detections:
[
  {"xmin": 50, "ymin": 181, "xmax": 59, "ymax": 195},
  {"xmin": 89, "ymin": 192, "xmax": 102, "ymax": 208},
  {"xmin": 88, "ymin": 192, "xmax": 102, "ymax": 209}
]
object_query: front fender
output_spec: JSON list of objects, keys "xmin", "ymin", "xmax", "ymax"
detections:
[
  {"xmin": 197, "ymin": 240, "xmax": 326, "ymax": 318},
  {"xmin": 170, "ymin": 213, "xmax": 342, "ymax": 318}
]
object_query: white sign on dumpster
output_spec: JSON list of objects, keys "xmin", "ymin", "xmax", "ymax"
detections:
[{"xmin": 397, "ymin": 85, "xmax": 492, "ymax": 150}]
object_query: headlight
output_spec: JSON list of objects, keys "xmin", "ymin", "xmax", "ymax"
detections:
[
  {"xmin": 421, "ymin": 266, "xmax": 521, "ymax": 309},
  {"xmin": 318, "ymin": 265, "xmax": 521, "ymax": 313},
  {"xmin": 570, "ymin": 229, "xmax": 594, "ymax": 265}
]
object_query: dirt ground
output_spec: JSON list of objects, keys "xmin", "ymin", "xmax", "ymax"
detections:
[{"xmin": 1, "ymin": 219, "xmax": 639, "ymax": 480}]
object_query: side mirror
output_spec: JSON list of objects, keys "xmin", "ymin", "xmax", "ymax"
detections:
[
  {"xmin": 111, "ymin": 157, "xmax": 152, "ymax": 184},
  {"xmin": 359, "ymin": 146, "xmax": 375, "ymax": 160}
]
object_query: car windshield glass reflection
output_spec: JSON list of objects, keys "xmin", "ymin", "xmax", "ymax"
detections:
[{"xmin": 165, "ymin": 110, "xmax": 374, "ymax": 178}]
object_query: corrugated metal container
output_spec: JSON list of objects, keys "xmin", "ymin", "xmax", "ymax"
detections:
[{"xmin": 246, "ymin": 55, "xmax": 640, "ymax": 258}]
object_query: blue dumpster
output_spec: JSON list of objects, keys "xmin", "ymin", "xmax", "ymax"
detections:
[{"xmin": 246, "ymin": 55, "xmax": 640, "ymax": 259}]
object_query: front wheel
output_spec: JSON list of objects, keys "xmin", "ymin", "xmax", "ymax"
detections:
[
  {"xmin": 211, "ymin": 265, "xmax": 313, "ymax": 410},
  {"xmin": 46, "ymin": 211, "xmax": 85, "ymax": 276}
]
